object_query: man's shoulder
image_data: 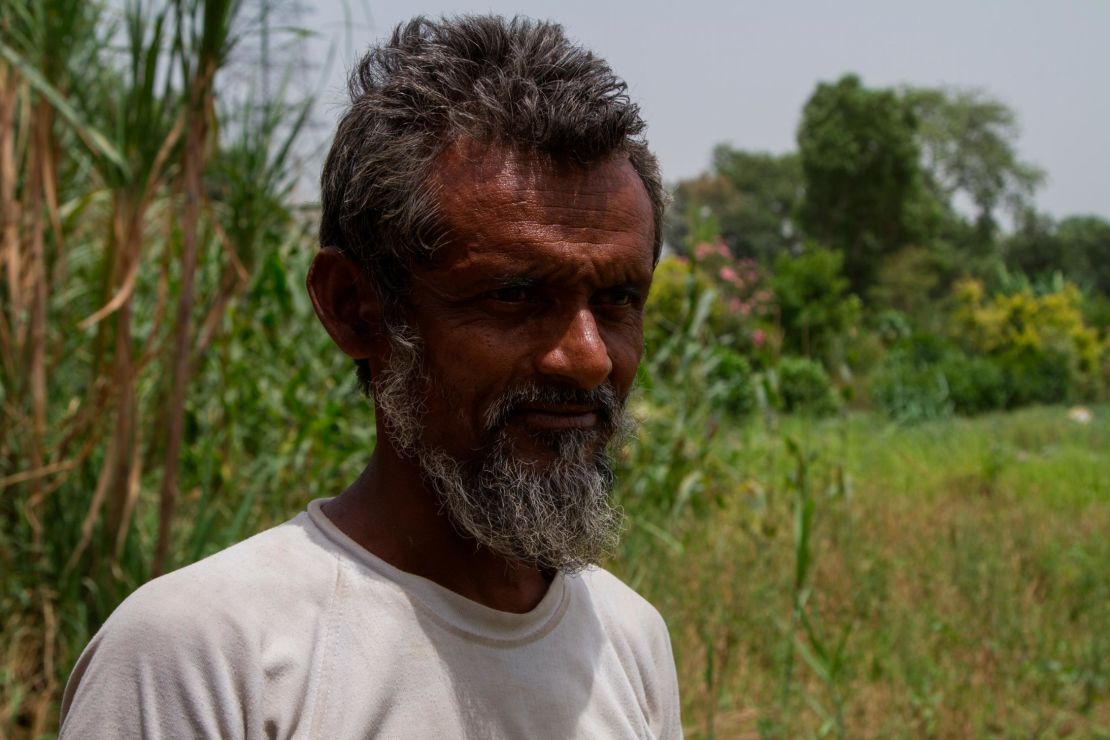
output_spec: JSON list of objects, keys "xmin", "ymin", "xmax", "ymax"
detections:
[
  {"xmin": 574, "ymin": 566, "xmax": 670, "ymax": 640},
  {"xmin": 100, "ymin": 510, "xmax": 337, "ymax": 642},
  {"xmin": 60, "ymin": 511, "xmax": 341, "ymax": 735}
]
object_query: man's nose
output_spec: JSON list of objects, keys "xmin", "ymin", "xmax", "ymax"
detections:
[{"xmin": 534, "ymin": 307, "xmax": 613, "ymax": 389}]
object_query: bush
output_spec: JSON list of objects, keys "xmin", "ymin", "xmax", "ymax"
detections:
[
  {"xmin": 870, "ymin": 350, "xmax": 953, "ymax": 424},
  {"xmin": 995, "ymin": 347, "xmax": 1073, "ymax": 407},
  {"xmin": 774, "ymin": 356, "xmax": 840, "ymax": 417},
  {"xmin": 949, "ymin": 278, "xmax": 1101, "ymax": 401},
  {"xmin": 772, "ymin": 246, "xmax": 861, "ymax": 360},
  {"xmin": 937, "ymin": 352, "xmax": 1008, "ymax": 415},
  {"xmin": 644, "ymin": 256, "xmax": 723, "ymax": 358},
  {"xmin": 707, "ymin": 347, "xmax": 756, "ymax": 418},
  {"xmin": 874, "ymin": 309, "xmax": 913, "ymax": 346}
]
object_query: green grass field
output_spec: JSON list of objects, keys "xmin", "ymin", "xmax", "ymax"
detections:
[{"xmin": 611, "ymin": 405, "xmax": 1109, "ymax": 738}]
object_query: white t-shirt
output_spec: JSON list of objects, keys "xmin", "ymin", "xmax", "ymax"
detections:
[{"xmin": 60, "ymin": 500, "xmax": 682, "ymax": 738}]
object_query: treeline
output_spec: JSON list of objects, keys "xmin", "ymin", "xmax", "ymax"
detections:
[{"xmin": 654, "ymin": 74, "xmax": 1110, "ymax": 422}]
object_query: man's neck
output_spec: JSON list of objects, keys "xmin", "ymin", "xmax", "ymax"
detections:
[{"xmin": 320, "ymin": 442, "xmax": 551, "ymax": 614}]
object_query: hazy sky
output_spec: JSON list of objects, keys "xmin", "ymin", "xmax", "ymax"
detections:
[{"xmin": 301, "ymin": 0, "xmax": 1110, "ymax": 220}]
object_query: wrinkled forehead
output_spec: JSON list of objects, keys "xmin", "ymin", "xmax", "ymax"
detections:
[
  {"xmin": 424, "ymin": 140, "xmax": 655, "ymax": 259},
  {"xmin": 430, "ymin": 139, "xmax": 636, "ymax": 190}
]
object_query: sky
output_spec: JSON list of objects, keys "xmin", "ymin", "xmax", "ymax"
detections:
[{"xmin": 297, "ymin": 0, "xmax": 1110, "ymax": 220}]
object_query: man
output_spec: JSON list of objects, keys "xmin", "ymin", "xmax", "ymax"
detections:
[{"xmin": 61, "ymin": 15, "xmax": 681, "ymax": 738}]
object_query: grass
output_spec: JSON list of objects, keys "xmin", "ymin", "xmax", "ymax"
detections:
[{"xmin": 610, "ymin": 405, "xmax": 1110, "ymax": 738}]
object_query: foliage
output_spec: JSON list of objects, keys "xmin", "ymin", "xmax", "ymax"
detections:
[
  {"xmin": 950, "ymin": 278, "xmax": 1102, "ymax": 400},
  {"xmin": 797, "ymin": 74, "xmax": 924, "ymax": 293},
  {"xmin": 664, "ymin": 147, "xmax": 802, "ymax": 266},
  {"xmin": 771, "ymin": 246, "xmax": 861, "ymax": 361},
  {"xmin": 773, "ymin": 356, "xmax": 841, "ymax": 417},
  {"xmin": 690, "ymin": 239, "xmax": 775, "ymax": 350},
  {"xmin": 870, "ymin": 344, "xmax": 953, "ymax": 424},
  {"xmin": 643, "ymin": 255, "xmax": 722, "ymax": 359},
  {"xmin": 614, "ymin": 405, "xmax": 1110, "ymax": 737},
  {"xmin": 706, "ymin": 346, "xmax": 756, "ymax": 418},
  {"xmin": 0, "ymin": 1, "xmax": 313, "ymax": 733},
  {"xmin": 873, "ymin": 309, "xmax": 913, "ymax": 346},
  {"xmin": 938, "ymin": 351, "xmax": 1008, "ymax": 415},
  {"xmin": 868, "ymin": 245, "xmax": 954, "ymax": 330},
  {"xmin": 1006, "ymin": 212, "xmax": 1110, "ymax": 296},
  {"xmin": 903, "ymin": 86, "xmax": 1044, "ymax": 243}
]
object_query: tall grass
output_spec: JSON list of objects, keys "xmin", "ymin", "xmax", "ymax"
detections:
[
  {"xmin": 0, "ymin": 1, "xmax": 313, "ymax": 733},
  {"xmin": 609, "ymin": 384, "xmax": 1108, "ymax": 737}
]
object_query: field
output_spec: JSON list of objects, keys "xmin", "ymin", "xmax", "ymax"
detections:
[{"xmin": 611, "ymin": 405, "xmax": 1110, "ymax": 737}]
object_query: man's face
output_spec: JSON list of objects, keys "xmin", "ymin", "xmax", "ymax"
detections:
[{"xmin": 375, "ymin": 143, "xmax": 656, "ymax": 570}]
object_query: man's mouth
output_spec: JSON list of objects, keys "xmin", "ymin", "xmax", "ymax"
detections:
[{"xmin": 512, "ymin": 405, "xmax": 601, "ymax": 431}]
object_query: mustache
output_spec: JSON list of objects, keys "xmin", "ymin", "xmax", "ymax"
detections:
[{"xmin": 482, "ymin": 382, "xmax": 622, "ymax": 433}]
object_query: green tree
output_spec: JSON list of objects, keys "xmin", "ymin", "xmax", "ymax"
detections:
[
  {"xmin": 1056, "ymin": 216, "xmax": 1110, "ymax": 295},
  {"xmin": 1006, "ymin": 212, "xmax": 1110, "ymax": 295},
  {"xmin": 771, "ymin": 246, "xmax": 861, "ymax": 360},
  {"xmin": 710, "ymin": 145, "xmax": 803, "ymax": 262},
  {"xmin": 903, "ymin": 87, "xmax": 1044, "ymax": 246},
  {"xmin": 665, "ymin": 146, "xmax": 802, "ymax": 264},
  {"xmin": 797, "ymin": 74, "xmax": 924, "ymax": 294}
]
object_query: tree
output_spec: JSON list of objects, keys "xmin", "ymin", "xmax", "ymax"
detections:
[
  {"xmin": 710, "ymin": 146, "xmax": 803, "ymax": 262},
  {"xmin": 903, "ymin": 87, "xmax": 1044, "ymax": 245},
  {"xmin": 771, "ymin": 246, "xmax": 860, "ymax": 360},
  {"xmin": 797, "ymin": 74, "xmax": 924, "ymax": 294},
  {"xmin": 665, "ymin": 147, "xmax": 802, "ymax": 264},
  {"xmin": 1006, "ymin": 212, "xmax": 1110, "ymax": 295}
]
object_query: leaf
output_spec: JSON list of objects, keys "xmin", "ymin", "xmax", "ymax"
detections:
[{"xmin": 0, "ymin": 39, "xmax": 129, "ymax": 175}]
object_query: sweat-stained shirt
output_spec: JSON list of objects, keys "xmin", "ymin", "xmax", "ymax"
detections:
[{"xmin": 60, "ymin": 499, "xmax": 683, "ymax": 739}]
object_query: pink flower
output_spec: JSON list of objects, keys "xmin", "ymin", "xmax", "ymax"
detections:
[
  {"xmin": 716, "ymin": 242, "xmax": 730, "ymax": 258},
  {"xmin": 739, "ymin": 302, "xmax": 752, "ymax": 316},
  {"xmin": 719, "ymin": 266, "xmax": 739, "ymax": 284},
  {"xmin": 753, "ymin": 328, "xmax": 766, "ymax": 348},
  {"xmin": 728, "ymin": 297, "xmax": 742, "ymax": 314},
  {"xmin": 695, "ymin": 243, "xmax": 714, "ymax": 261}
]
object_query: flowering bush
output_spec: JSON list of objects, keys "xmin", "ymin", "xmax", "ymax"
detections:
[
  {"xmin": 690, "ymin": 239, "xmax": 776, "ymax": 357},
  {"xmin": 949, "ymin": 278, "xmax": 1102, "ymax": 400}
]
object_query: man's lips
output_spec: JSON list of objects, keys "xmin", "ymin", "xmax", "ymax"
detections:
[{"xmin": 511, "ymin": 405, "xmax": 601, "ymax": 430}]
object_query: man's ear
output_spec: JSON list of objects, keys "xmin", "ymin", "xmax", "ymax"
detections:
[{"xmin": 307, "ymin": 247, "xmax": 384, "ymax": 360}]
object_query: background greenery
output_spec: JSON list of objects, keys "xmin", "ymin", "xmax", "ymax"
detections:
[{"xmin": 1, "ymin": 1, "xmax": 1107, "ymax": 737}]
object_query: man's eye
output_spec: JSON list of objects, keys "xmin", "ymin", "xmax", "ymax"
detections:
[
  {"xmin": 488, "ymin": 286, "xmax": 533, "ymax": 303},
  {"xmin": 595, "ymin": 288, "xmax": 638, "ymax": 307}
]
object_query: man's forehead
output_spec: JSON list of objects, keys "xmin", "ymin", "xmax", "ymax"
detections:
[{"xmin": 430, "ymin": 140, "xmax": 645, "ymax": 206}]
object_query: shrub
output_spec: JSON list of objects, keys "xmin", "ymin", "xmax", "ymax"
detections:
[
  {"xmin": 707, "ymin": 347, "xmax": 756, "ymax": 418},
  {"xmin": 690, "ymin": 239, "xmax": 776, "ymax": 352},
  {"xmin": 772, "ymin": 246, "xmax": 861, "ymax": 361},
  {"xmin": 995, "ymin": 347, "xmax": 1073, "ymax": 407},
  {"xmin": 870, "ymin": 350, "xmax": 953, "ymax": 423},
  {"xmin": 644, "ymin": 256, "xmax": 722, "ymax": 358},
  {"xmin": 949, "ymin": 278, "xmax": 1101, "ymax": 401},
  {"xmin": 937, "ymin": 352, "xmax": 1008, "ymax": 415},
  {"xmin": 775, "ymin": 356, "xmax": 840, "ymax": 417},
  {"xmin": 874, "ymin": 309, "xmax": 913, "ymax": 346}
]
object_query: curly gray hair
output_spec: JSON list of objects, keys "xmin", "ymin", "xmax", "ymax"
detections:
[{"xmin": 318, "ymin": 15, "xmax": 664, "ymax": 392}]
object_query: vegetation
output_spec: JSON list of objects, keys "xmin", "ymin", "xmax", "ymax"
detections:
[
  {"xmin": 614, "ymin": 402, "xmax": 1109, "ymax": 737},
  {"xmin": 1, "ymin": 3, "xmax": 1107, "ymax": 738}
]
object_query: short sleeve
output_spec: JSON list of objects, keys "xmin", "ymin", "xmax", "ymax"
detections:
[{"xmin": 59, "ymin": 575, "xmax": 260, "ymax": 739}]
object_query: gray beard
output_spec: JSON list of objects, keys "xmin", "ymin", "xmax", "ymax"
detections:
[{"xmin": 372, "ymin": 323, "xmax": 629, "ymax": 573}]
